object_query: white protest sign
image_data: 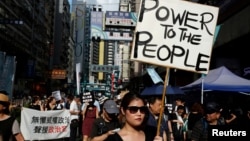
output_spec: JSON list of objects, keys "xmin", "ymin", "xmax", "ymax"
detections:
[
  {"xmin": 81, "ymin": 91, "xmax": 93, "ymax": 103},
  {"xmin": 21, "ymin": 108, "xmax": 70, "ymax": 140},
  {"xmin": 52, "ymin": 90, "xmax": 61, "ymax": 101},
  {"xmin": 131, "ymin": 0, "xmax": 219, "ymax": 74}
]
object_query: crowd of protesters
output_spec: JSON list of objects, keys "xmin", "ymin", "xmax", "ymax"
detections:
[{"xmin": 1, "ymin": 89, "xmax": 250, "ymax": 141}]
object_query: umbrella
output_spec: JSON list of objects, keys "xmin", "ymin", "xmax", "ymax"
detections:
[{"xmin": 141, "ymin": 84, "xmax": 185, "ymax": 96}]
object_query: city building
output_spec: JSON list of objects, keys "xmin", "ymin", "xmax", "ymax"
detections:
[
  {"xmin": 0, "ymin": 0, "xmax": 72, "ymax": 96},
  {"xmin": 71, "ymin": 0, "xmax": 140, "ymax": 97}
]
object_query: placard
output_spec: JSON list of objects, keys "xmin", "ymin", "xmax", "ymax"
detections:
[
  {"xmin": 81, "ymin": 91, "xmax": 93, "ymax": 103},
  {"xmin": 131, "ymin": 0, "xmax": 219, "ymax": 74},
  {"xmin": 52, "ymin": 90, "xmax": 61, "ymax": 101}
]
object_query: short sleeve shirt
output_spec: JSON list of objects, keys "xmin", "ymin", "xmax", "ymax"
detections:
[{"xmin": 70, "ymin": 100, "xmax": 79, "ymax": 120}]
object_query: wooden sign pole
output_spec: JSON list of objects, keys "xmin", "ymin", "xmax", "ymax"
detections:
[{"xmin": 156, "ymin": 67, "xmax": 170, "ymax": 136}]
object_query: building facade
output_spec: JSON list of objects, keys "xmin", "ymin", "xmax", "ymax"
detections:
[{"xmin": 0, "ymin": 0, "xmax": 72, "ymax": 96}]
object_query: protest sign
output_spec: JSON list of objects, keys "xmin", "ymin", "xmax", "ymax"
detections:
[
  {"xmin": 81, "ymin": 91, "xmax": 93, "ymax": 103},
  {"xmin": 52, "ymin": 90, "xmax": 62, "ymax": 101},
  {"xmin": 131, "ymin": 0, "xmax": 219, "ymax": 74},
  {"xmin": 21, "ymin": 108, "xmax": 70, "ymax": 140}
]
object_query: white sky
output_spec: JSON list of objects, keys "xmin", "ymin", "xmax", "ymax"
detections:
[
  {"xmin": 70, "ymin": 0, "xmax": 120, "ymax": 11},
  {"xmin": 96, "ymin": 0, "xmax": 120, "ymax": 11}
]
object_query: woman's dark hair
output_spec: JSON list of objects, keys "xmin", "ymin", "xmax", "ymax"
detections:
[
  {"xmin": 120, "ymin": 92, "xmax": 146, "ymax": 108},
  {"xmin": 120, "ymin": 91, "xmax": 149, "ymax": 127},
  {"xmin": 32, "ymin": 95, "xmax": 40, "ymax": 103},
  {"xmin": 47, "ymin": 96, "xmax": 55, "ymax": 104},
  {"xmin": 67, "ymin": 94, "xmax": 74, "ymax": 101},
  {"xmin": 190, "ymin": 102, "xmax": 204, "ymax": 115}
]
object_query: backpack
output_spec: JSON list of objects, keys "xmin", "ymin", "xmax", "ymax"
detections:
[{"xmin": 97, "ymin": 121, "xmax": 109, "ymax": 135}]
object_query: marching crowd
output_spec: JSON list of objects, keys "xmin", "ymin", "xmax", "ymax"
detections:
[{"xmin": 0, "ymin": 90, "xmax": 250, "ymax": 141}]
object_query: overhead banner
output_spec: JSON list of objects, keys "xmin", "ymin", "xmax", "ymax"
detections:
[
  {"xmin": 21, "ymin": 108, "xmax": 70, "ymax": 140},
  {"xmin": 105, "ymin": 11, "xmax": 137, "ymax": 27},
  {"xmin": 90, "ymin": 64, "xmax": 119, "ymax": 72},
  {"xmin": 131, "ymin": 0, "xmax": 219, "ymax": 74}
]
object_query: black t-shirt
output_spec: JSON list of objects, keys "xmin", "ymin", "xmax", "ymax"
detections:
[
  {"xmin": 188, "ymin": 112, "xmax": 203, "ymax": 130},
  {"xmin": 0, "ymin": 116, "xmax": 16, "ymax": 141},
  {"xmin": 28, "ymin": 104, "xmax": 41, "ymax": 110}
]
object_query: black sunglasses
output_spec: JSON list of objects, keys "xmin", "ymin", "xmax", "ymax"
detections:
[{"xmin": 126, "ymin": 106, "xmax": 148, "ymax": 114}]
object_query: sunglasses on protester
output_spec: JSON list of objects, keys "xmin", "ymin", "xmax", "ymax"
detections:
[{"xmin": 126, "ymin": 106, "xmax": 148, "ymax": 114}]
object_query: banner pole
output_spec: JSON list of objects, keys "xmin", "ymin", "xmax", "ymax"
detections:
[
  {"xmin": 156, "ymin": 67, "xmax": 170, "ymax": 136},
  {"xmin": 201, "ymin": 74, "xmax": 205, "ymax": 104}
]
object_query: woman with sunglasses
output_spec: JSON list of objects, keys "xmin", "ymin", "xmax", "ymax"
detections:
[{"xmin": 104, "ymin": 92, "xmax": 163, "ymax": 141}]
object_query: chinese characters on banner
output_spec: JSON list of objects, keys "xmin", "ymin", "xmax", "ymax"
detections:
[{"xmin": 21, "ymin": 108, "xmax": 70, "ymax": 140}]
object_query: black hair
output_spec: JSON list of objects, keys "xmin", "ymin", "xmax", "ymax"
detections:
[
  {"xmin": 147, "ymin": 96, "xmax": 162, "ymax": 105},
  {"xmin": 177, "ymin": 105, "xmax": 186, "ymax": 115},
  {"xmin": 32, "ymin": 95, "xmax": 40, "ymax": 103},
  {"xmin": 120, "ymin": 91, "xmax": 147, "ymax": 108},
  {"xmin": 47, "ymin": 96, "xmax": 55, "ymax": 104},
  {"xmin": 175, "ymin": 97, "xmax": 185, "ymax": 102},
  {"xmin": 67, "ymin": 94, "xmax": 74, "ymax": 101},
  {"xmin": 120, "ymin": 91, "xmax": 149, "ymax": 128}
]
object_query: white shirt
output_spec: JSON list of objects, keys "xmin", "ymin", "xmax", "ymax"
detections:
[{"xmin": 70, "ymin": 100, "xmax": 79, "ymax": 120}]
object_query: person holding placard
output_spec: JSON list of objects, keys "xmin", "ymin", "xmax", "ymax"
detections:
[
  {"xmin": 82, "ymin": 95, "xmax": 99, "ymax": 141},
  {"xmin": 146, "ymin": 96, "xmax": 169, "ymax": 141}
]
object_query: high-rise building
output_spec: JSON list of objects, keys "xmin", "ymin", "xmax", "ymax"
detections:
[
  {"xmin": 0, "ymin": 0, "xmax": 50, "ymax": 94},
  {"xmin": 0, "ymin": 0, "xmax": 72, "ymax": 95}
]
